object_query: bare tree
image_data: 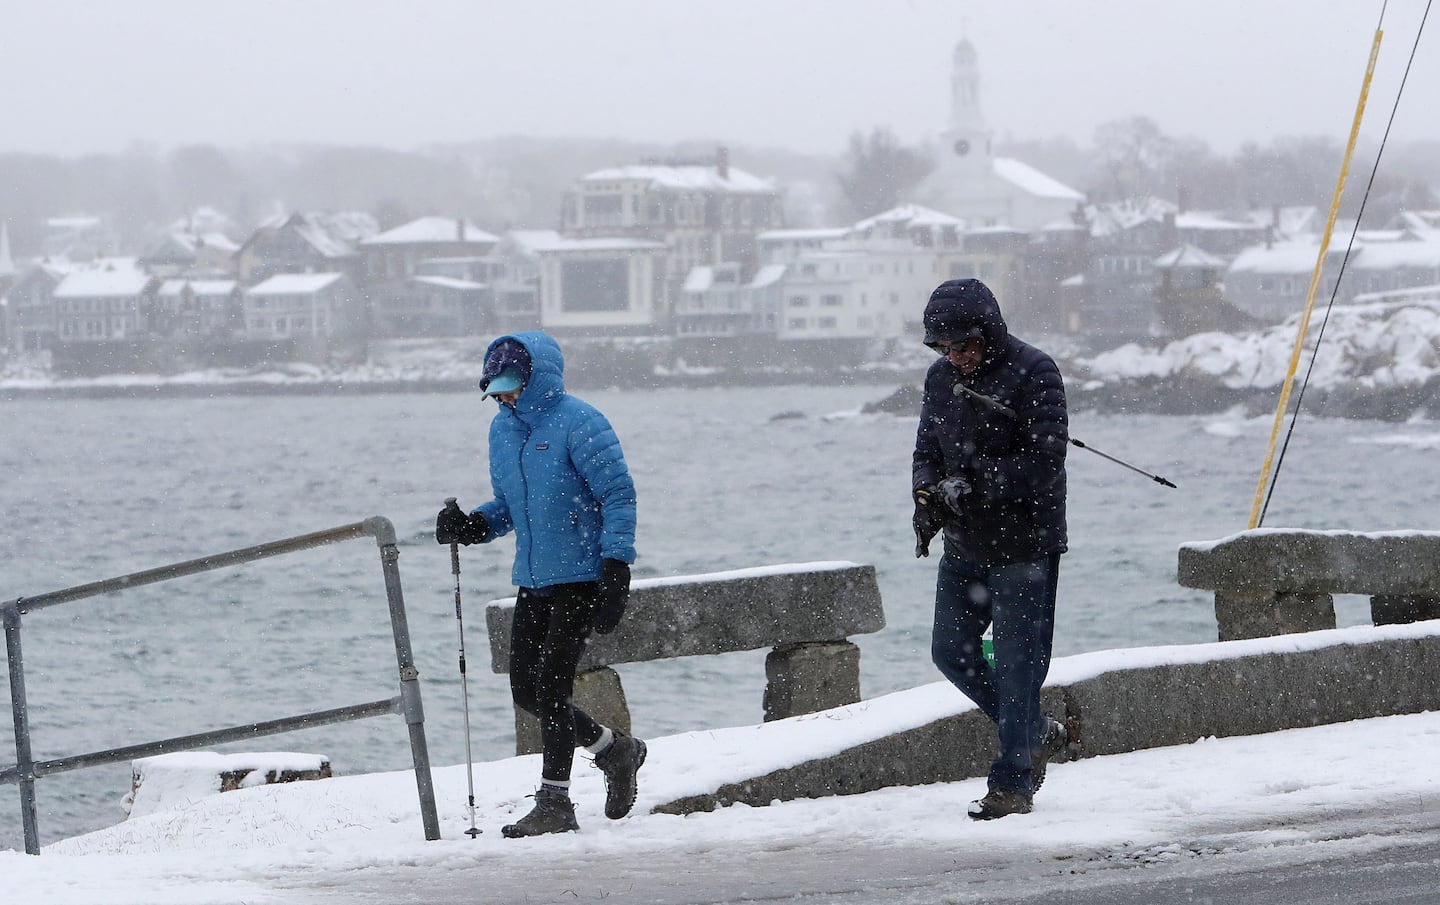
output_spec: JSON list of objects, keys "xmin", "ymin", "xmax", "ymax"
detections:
[{"xmin": 835, "ymin": 127, "xmax": 933, "ymax": 220}]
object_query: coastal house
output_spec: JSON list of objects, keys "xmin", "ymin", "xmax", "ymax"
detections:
[
  {"xmin": 359, "ymin": 216, "xmax": 499, "ymax": 283},
  {"xmin": 242, "ymin": 272, "xmax": 362, "ymax": 360},
  {"xmin": 138, "ymin": 230, "xmax": 240, "ymax": 278},
  {"xmin": 360, "ymin": 216, "xmax": 501, "ymax": 338},
  {"xmin": 3, "ymin": 259, "xmax": 73, "ymax": 354},
  {"xmin": 155, "ymin": 279, "xmax": 241, "ymax": 340},
  {"xmin": 1225, "ymin": 228, "xmax": 1440, "ymax": 324},
  {"xmin": 49, "ymin": 258, "xmax": 160, "ymax": 375},
  {"xmin": 234, "ymin": 212, "xmax": 378, "ymax": 286},
  {"xmin": 52, "ymin": 259, "xmax": 156, "ymax": 343},
  {"xmin": 550, "ymin": 150, "xmax": 783, "ymax": 334}
]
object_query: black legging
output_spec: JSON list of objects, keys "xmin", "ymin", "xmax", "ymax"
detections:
[{"xmin": 508, "ymin": 584, "xmax": 605, "ymax": 783}]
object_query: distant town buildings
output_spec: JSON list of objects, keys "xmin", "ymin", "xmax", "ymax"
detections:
[{"xmin": 5, "ymin": 37, "xmax": 1440, "ymax": 376}]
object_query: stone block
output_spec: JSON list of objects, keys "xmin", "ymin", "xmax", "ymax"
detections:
[
  {"xmin": 1371, "ymin": 595, "xmax": 1440, "ymax": 626},
  {"xmin": 1214, "ymin": 589, "xmax": 1334, "ymax": 641},
  {"xmin": 762, "ymin": 641, "xmax": 861, "ymax": 722}
]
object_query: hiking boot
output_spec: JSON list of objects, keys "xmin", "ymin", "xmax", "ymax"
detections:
[
  {"xmin": 968, "ymin": 787, "xmax": 1033, "ymax": 820},
  {"xmin": 593, "ymin": 731, "xmax": 647, "ymax": 819},
  {"xmin": 500, "ymin": 788, "xmax": 578, "ymax": 838},
  {"xmin": 1031, "ymin": 715, "xmax": 1071, "ymax": 794}
]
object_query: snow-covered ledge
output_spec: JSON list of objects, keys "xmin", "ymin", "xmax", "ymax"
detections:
[
  {"xmin": 1178, "ymin": 529, "xmax": 1440, "ymax": 640},
  {"xmin": 124, "ymin": 752, "xmax": 331, "ymax": 821}
]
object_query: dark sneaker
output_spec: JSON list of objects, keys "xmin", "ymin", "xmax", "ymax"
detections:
[
  {"xmin": 968, "ymin": 787, "xmax": 1033, "ymax": 820},
  {"xmin": 501, "ymin": 788, "xmax": 578, "ymax": 838},
  {"xmin": 593, "ymin": 731, "xmax": 647, "ymax": 819},
  {"xmin": 1031, "ymin": 716, "xmax": 1071, "ymax": 794}
]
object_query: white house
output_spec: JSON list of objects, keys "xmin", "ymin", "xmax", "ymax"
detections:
[{"xmin": 242, "ymin": 272, "xmax": 359, "ymax": 341}]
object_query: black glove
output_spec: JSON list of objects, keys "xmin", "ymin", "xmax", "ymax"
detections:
[
  {"xmin": 593, "ymin": 558, "xmax": 631, "ymax": 635},
  {"xmin": 435, "ymin": 500, "xmax": 489, "ymax": 546},
  {"xmin": 913, "ymin": 487, "xmax": 946, "ymax": 558},
  {"xmin": 936, "ymin": 475, "xmax": 973, "ymax": 515}
]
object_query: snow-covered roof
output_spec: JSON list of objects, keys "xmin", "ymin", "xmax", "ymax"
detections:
[
  {"xmin": 749, "ymin": 263, "xmax": 787, "ymax": 289},
  {"xmin": 503, "ymin": 229, "xmax": 565, "ymax": 254},
  {"xmin": 1175, "ymin": 210, "xmax": 1262, "ymax": 232},
  {"xmin": 364, "ymin": 217, "xmax": 499, "ymax": 246},
  {"xmin": 411, "ymin": 275, "xmax": 486, "ymax": 291},
  {"xmin": 757, "ymin": 228, "xmax": 850, "ymax": 243},
  {"xmin": 1228, "ymin": 240, "xmax": 1334, "ymax": 274},
  {"xmin": 580, "ymin": 164, "xmax": 775, "ymax": 194},
  {"xmin": 159, "ymin": 278, "xmax": 236, "ymax": 297},
  {"xmin": 683, "ymin": 266, "xmax": 714, "ymax": 293},
  {"xmin": 532, "ymin": 237, "xmax": 667, "ymax": 253},
  {"xmin": 1154, "ymin": 244, "xmax": 1227, "ymax": 269},
  {"xmin": 1352, "ymin": 235, "xmax": 1440, "ymax": 270},
  {"xmin": 992, "ymin": 157, "xmax": 1084, "ymax": 201},
  {"xmin": 52, "ymin": 259, "xmax": 151, "ymax": 298},
  {"xmin": 852, "ymin": 203, "xmax": 964, "ymax": 232},
  {"xmin": 264, "ymin": 212, "xmax": 378, "ymax": 258},
  {"xmin": 1085, "ymin": 197, "xmax": 1178, "ymax": 236},
  {"xmin": 246, "ymin": 273, "xmax": 345, "ymax": 295}
]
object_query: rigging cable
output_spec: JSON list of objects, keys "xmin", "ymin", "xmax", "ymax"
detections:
[{"xmin": 1251, "ymin": 0, "xmax": 1432, "ymax": 527}]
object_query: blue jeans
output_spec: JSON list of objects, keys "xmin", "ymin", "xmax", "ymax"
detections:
[{"xmin": 931, "ymin": 552, "xmax": 1060, "ymax": 794}]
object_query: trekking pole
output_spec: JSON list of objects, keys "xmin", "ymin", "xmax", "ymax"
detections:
[
  {"xmin": 446, "ymin": 498, "xmax": 482, "ymax": 838},
  {"xmin": 952, "ymin": 382, "xmax": 1176, "ymax": 488}
]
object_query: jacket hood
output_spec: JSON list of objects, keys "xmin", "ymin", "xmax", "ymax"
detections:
[
  {"xmin": 922, "ymin": 279, "xmax": 1009, "ymax": 368},
  {"xmin": 485, "ymin": 330, "xmax": 565, "ymax": 417}
]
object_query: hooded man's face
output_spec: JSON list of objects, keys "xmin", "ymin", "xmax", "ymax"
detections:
[{"xmin": 937, "ymin": 337, "xmax": 985, "ymax": 374}]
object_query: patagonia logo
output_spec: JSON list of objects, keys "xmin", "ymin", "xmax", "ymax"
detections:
[{"xmin": 534, "ymin": 442, "xmax": 550, "ymax": 450}]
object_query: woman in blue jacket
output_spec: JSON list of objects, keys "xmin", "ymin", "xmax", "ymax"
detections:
[{"xmin": 437, "ymin": 330, "xmax": 642, "ymax": 838}]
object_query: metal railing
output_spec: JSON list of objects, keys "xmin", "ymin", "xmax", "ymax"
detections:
[{"xmin": 2, "ymin": 516, "xmax": 440, "ymax": 855}]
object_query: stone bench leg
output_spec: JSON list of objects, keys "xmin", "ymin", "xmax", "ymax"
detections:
[
  {"xmin": 513, "ymin": 666, "xmax": 632, "ymax": 756},
  {"xmin": 762, "ymin": 640, "xmax": 861, "ymax": 722},
  {"xmin": 1371, "ymin": 595, "xmax": 1440, "ymax": 626},
  {"xmin": 1214, "ymin": 590, "xmax": 1336, "ymax": 641}
]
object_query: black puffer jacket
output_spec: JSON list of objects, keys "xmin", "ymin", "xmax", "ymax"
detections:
[{"xmin": 912, "ymin": 280, "xmax": 1068, "ymax": 566}]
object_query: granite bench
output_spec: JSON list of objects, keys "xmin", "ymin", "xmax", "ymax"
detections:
[
  {"xmin": 1178, "ymin": 529, "xmax": 1440, "ymax": 640},
  {"xmin": 485, "ymin": 561, "xmax": 886, "ymax": 755}
]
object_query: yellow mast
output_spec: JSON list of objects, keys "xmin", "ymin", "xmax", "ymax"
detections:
[{"xmin": 1247, "ymin": 26, "xmax": 1384, "ymax": 529}]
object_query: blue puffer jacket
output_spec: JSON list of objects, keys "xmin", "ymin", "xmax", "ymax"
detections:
[
  {"xmin": 472, "ymin": 331, "xmax": 638, "ymax": 589},
  {"xmin": 912, "ymin": 283, "xmax": 1068, "ymax": 566}
]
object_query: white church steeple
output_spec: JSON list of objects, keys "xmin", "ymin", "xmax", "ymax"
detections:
[{"xmin": 944, "ymin": 37, "xmax": 992, "ymax": 167}]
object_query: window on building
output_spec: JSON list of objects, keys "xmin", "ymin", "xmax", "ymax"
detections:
[
  {"xmin": 561, "ymin": 258, "xmax": 630, "ymax": 311},
  {"xmin": 789, "ymin": 295, "xmax": 809, "ymax": 307},
  {"xmin": 821, "ymin": 294, "xmax": 843, "ymax": 307},
  {"xmin": 788, "ymin": 317, "xmax": 807, "ymax": 330}
]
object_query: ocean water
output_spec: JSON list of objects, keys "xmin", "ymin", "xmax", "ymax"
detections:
[{"xmin": 4, "ymin": 384, "xmax": 1439, "ymax": 848}]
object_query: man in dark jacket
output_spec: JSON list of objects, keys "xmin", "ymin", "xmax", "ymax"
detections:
[
  {"xmin": 437, "ymin": 331, "xmax": 643, "ymax": 838},
  {"xmin": 912, "ymin": 278, "xmax": 1073, "ymax": 820}
]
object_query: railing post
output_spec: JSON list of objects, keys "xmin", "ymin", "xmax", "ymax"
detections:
[
  {"xmin": 367, "ymin": 517, "xmax": 441, "ymax": 841},
  {"xmin": 4, "ymin": 599, "xmax": 41, "ymax": 855}
]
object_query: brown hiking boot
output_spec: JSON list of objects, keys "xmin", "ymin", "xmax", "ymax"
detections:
[
  {"xmin": 501, "ymin": 788, "xmax": 578, "ymax": 838},
  {"xmin": 593, "ymin": 731, "xmax": 647, "ymax": 819},
  {"xmin": 968, "ymin": 787, "xmax": 1033, "ymax": 820},
  {"xmin": 1031, "ymin": 716, "xmax": 1071, "ymax": 793}
]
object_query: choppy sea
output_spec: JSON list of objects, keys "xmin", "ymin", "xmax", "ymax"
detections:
[{"xmin": 5, "ymin": 384, "xmax": 1439, "ymax": 848}]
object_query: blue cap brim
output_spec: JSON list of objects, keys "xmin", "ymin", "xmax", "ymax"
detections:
[{"xmin": 481, "ymin": 368, "xmax": 524, "ymax": 397}]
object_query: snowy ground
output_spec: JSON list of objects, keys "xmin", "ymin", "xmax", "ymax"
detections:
[{"xmin": 5, "ymin": 629, "xmax": 1440, "ymax": 905}]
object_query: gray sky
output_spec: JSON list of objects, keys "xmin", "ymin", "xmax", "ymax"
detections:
[{"xmin": 3, "ymin": 0, "xmax": 1436, "ymax": 157}]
